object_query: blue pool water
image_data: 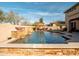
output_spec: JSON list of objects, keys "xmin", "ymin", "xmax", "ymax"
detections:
[{"xmin": 11, "ymin": 31, "xmax": 67, "ymax": 44}]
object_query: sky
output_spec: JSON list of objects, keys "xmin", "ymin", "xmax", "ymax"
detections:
[{"xmin": 0, "ymin": 2, "xmax": 77, "ymax": 24}]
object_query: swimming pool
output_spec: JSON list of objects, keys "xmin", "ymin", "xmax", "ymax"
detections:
[{"xmin": 11, "ymin": 31, "xmax": 67, "ymax": 44}]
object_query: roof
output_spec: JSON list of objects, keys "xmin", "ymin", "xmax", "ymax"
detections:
[
  {"xmin": 53, "ymin": 21, "xmax": 65, "ymax": 24},
  {"xmin": 49, "ymin": 21, "xmax": 65, "ymax": 25},
  {"xmin": 64, "ymin": 2, "xmax": 79, "ymax": 13}
]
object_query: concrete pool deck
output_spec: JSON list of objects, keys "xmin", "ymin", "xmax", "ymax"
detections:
[
  {"xmin": 0, "ymin": 23, "xmax": 79, "ymax": 48},
  {"xmin": 63, "ymin": 32, "xmax": 79, "ymax": 42},
  {"xmin": 0, "ymin": 42, "xmax": 79, "ymax": 48}
]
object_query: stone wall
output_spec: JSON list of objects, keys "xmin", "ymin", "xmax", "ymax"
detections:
[
  {"xmin": 11, "ymin": 26, "xmax": 33, "ymax": 39},
  {"xmin": 0, "ymin": 24, "xmax": 16, "ymax": 42},
  {"xmin": 0, "ymin": 48, "xmax": 79, "ymax": 56}
]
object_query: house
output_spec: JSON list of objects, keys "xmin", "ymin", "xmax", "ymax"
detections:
[
  {"xmin": 48, "ymin": 21, "xmax": 65, "ymax": 30},
  {"xmin": 64, "ymin": 3, "xmax": 79, "ymax": 32}
]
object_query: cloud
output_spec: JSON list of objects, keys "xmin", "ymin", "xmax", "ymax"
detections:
[
  {"xmin": 0, "ymin": 6, "xmax": 65, "ymax": 17},
  {"xmin": 27, "ymin": 11, "xmax": 64, "ymax": 17},
  {"xmin": 33, "ymin": 12, "xmax": 52, "ymax": 16}
]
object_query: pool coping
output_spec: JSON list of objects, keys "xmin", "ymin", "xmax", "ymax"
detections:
[{"xmin": 0, "ymin": 42, "xmax": 79, "ymax": 48}]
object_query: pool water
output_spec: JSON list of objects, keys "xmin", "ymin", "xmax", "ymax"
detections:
[{"xmin": 11, "ymin": 31, "xmax": 67, "ymax": 44}]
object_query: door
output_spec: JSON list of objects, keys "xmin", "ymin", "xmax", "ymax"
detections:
[{"xmin": 73, "ymin": 22, "xmax": 76, "ymax": 31}]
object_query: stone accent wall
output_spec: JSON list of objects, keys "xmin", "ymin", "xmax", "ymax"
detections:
[
  {"xmin": 0, "ymin": 48, "xmax": 79, "ymax": 56},
  {"xmin": 11, "ymin": 26, "xmax": 33, "ymax": 39}
]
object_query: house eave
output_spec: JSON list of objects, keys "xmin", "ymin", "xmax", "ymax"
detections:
[{"xmin": 64, "ymin": 2, "xmax": 79, "ymax": 13}]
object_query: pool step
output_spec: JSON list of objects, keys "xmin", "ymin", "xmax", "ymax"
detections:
[{"xmin": 61, "ymin": 35, "xmax": 71, "ymax": 40}]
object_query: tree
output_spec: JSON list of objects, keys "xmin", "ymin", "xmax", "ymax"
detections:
[
  {"xmin": 0, "ymin": 10, "xmax": 5, "ymax": 23},
  {"xmin": 14, "ymin": 15, "xmax": 22, "ymax": 25},
  {"xmin": 39, "ymin": 18, "xmax": 43, "ymax": 23},
  {"xmin": 6, "ymin": 11, "xmax": 16, "ymax": 24},
  {"xmin": 33, "ymin": 22, "xmax": 38, "ymax": 26},
  {"xmin": 21, "ymin": 21, "xmax": 28, "ymax": 26}
]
